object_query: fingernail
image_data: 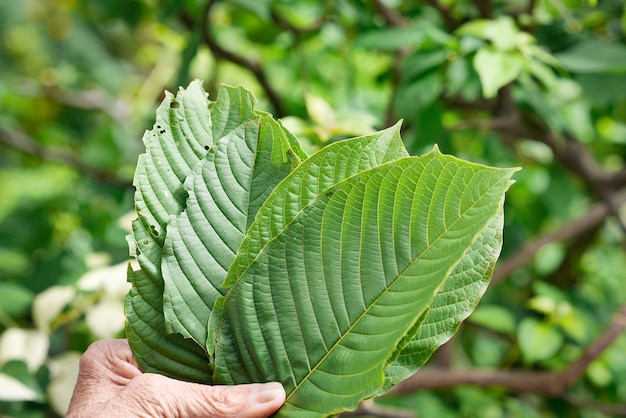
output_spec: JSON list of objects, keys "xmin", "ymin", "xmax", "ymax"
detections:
[{"xmin": 252, "ymin": 382, "xmax": 285, "ymax": 403}]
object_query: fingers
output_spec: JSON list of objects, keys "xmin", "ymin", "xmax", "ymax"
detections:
[
  {"xmin": 68, "ymin": 339, "xmax": 287, "ymax": 418},
  {"xmin": 79, "ymin": 339, "xmax": 142, "ymax": 381},
  {"xmin": 68, "ymin": 339, "xmax": 141, "ymax": 411},
  {"xmin": 125, "ymin": 374, "xmax": 286, "ymax": 418},
  {"xmin": 195, "ymin": 381, "xmax": 286, "ymax": 418}
]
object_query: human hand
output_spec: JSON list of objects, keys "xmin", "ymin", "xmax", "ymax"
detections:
[{"xmin": 66, "ymin": 339, "xmax": 285, "ymax": 418}]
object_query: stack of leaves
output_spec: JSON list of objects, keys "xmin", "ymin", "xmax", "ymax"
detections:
[{"xmin": 125, "ymin": 80, "xmax": 517, "ymax": 417}]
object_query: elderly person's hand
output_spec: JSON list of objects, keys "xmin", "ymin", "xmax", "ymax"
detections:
[{"xmin": 66, "ymin": 339, "xmax": 285, "ymax": 418}]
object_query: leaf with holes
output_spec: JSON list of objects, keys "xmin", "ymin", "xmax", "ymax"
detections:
[{"xmin": 125, "ymin": 81, "xmax": 306, "ymax": 381}]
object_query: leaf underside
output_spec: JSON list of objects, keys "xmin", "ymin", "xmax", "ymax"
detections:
[
  {"xmin": 126, "ymin": 80, "xmax": 517, "ymax": 415},
  {"xmin": 212, "ymin": 150, "xmax": 516, "ymax": 416},
  {"xmin": 126, "ymin": 81, "xmax": 306, "ymax": 382}
]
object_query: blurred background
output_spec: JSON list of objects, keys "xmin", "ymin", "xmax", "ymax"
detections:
[{"xmin": 1, "ymin": 0, "xmax": 625, "ymax": 416}]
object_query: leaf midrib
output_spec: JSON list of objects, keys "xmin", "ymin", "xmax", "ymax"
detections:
[{"xmin": 229, "ymin": 152, "xmax": 414, "ymax": 287}]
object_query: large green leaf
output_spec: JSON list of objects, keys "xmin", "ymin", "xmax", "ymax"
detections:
[
  {"xmin": 126, "ymin": 80, "xmax": 216, "ymax": 381},
  {"xmin": 211, "ymin": 148, "xmax": 517, "ymax": 416},
  {"xmin": 161, "ymin": 115, "xmax": 305, "ymax": 348},
  {"xmin": 126, "ymin": 81, "xmax": 301, "ymax": 380}
]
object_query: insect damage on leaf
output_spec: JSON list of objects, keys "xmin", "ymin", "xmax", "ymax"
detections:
[{"xmin": 125, "ymin": 80, "xmax": 519, "ymax": 416}]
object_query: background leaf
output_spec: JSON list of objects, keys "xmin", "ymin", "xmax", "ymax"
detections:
[{"xmin": 474, "ymin": 47, "xmax": 523, "ymax": 98}]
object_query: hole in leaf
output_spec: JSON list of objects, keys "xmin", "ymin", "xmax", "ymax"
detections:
[{"xmin": 204, "ymin": 145, "xmax": 210, "ymax": 150}]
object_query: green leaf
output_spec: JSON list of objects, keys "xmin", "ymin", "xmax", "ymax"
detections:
[
  {"xmin": 555, "ymin": 40, "xmax": 626, "ymax": 73},
  {"xmin": 355, "ymin": 23, "xmax": 454, "ymax": 51},
  {"xmin": 0, "ymin": 283, "xmax": 33, "ymax": 320},
  {"xmin": 132, "ymin": 80, "xmax": 213, "ymax": 246},
  {"xmin": 474, "ymin": 47, "xmax": 523, "ymax": 98},
  {"xmin": 383, "ymin": 211, "xmax": 505, "ymax": 389},
  {"xmin": 395, "ymin": 71, "xmax": 442, "ymax": 117},
  {"xmin": 161, "ymin": 115, "xmax": 305, "ymax": 347},
  {"xmin": 0, "ymin": 360, "xmax": 44, "ymax": 401},
  {"xmin": 467, "ymin": 302, "xmax": 516, "ymax": 336},
  {"xmin": 230, "ymin": 0, "xmax": 272, "ymax": 20},
  {"xmin": 0, "ymin": 372, "xmax": 38, "ymax": 402},
  {"xmin": 126, "ymin": 80, "xmax": 216, "ymax": 381},
  {"xmin": 125, "ymin": 267, "xmax": 213, "ymax": 383},
  {"xmin": 212, "ymin": 147, "xmax": 517, "ymax": 416},
  {"xmin": 518, "ymin": 318, "xmax": 564, "ymax": 364},
  {"xmin": 355, "ymin": 27, "xmax": 426, "ymax": 50},
  {"xmin": 457, "ymin": 16, "xmax": 519, "ymax": 51},
  {"xmin": 126, "ymin": 81, "xmax": 294, "ymax": 380}
]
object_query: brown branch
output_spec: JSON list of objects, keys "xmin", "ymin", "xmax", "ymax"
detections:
[
  {"xmin": 340, "ymin": 399, "xmax": 415, "ymax": 418},
  {"xmin": 490, "ymin": 86, "xmax": 626, "ymax": 234},
  {"xmin": 388, "ymin": 304, "xmax": 626, "ymax": 395},
  {"xmin": 560, "ymin": 304, "xmax": 626, "ymax": 385},
  {"xmin": 390, "ymin": 368, "xmax": 564, "ymax": 395},
  {"xmin": 371, "ymin": 0, "xmax": 405, "ymax": 27},
  {"xmin": 182, "ymin": 4, "xmax": 286, "ymax": 117},
  {"xmin": 473, "ymin": 0, "xmax": 494, "ymax": 19},
  {"xmin": 0, "ymin": 128, "xmax": 130, "ymax": 188},
  {"xmin": 491, "ymin": 188, "xmax": 626, "ymax": 285},
  {"xmin": 542, "ymin": 133, "xmax": 626, "ymax": 234},
  {"xmin": 425, "ymin": 0, "xmax": 461, "ymax": 30},
  {"xmin": 44, "ymin": 87, "xmax": 131, "ymax": 123},
  {"xmin": 269, "ymin": 7, "xmax": 327, "ymax": 35}
]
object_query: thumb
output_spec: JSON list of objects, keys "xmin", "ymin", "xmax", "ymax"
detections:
[
  {"xmin": 195, "ymin": 382, "xmax": 286, "ymax": 418},
  {"xmin": 130, "ymin": 376, "xmax": 286, "ymax": 418}
]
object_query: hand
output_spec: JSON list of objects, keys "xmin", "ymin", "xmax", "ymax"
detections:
[{"xmin": 66, "ymin": 339, "xmax": 285, "ymax": 418}]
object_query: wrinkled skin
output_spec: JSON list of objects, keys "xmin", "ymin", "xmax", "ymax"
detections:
[{"xmin": 66, "ymin": 339, "xmax": 285, "ymax": 418}]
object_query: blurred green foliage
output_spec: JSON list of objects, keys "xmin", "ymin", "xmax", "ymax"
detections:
[{"xmin": 1, "ymin": 0, "xmax": 625, "ymax": 417}]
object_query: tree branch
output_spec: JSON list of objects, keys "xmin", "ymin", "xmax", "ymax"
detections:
[
  {"xmin": 491, "ymin": 86, "xmax": 626, "ymax": 234},
  {"xmin": 473, "ymin": 0, "xmax": 494, "ymax": 19},
  {"xmin": 0, "ymin": 128, "xmax": 130, "ymax": 188},
  {"xmin": 425, "ymin": 0, "xmax": 461, "ymax": 30},
  {"xmin": 371, "ymin": 0, "xmax": 405, "ymax": 27},
  {"xmin": 491, "ymin": 188, "xmax": 626, "ymax": 285},
  {"xmin": 340, "ymin": 399, "xmax": 415, "ymax": 418},
  {"xmin": 182, "ymin": 3, "xmax": 286, "ymax": 117},
  {"xmin": 269, "ymin": 6, "xmax": 328, "ymax": 35},
  {"xmin": 388, "ymin": 304, "xmax": 626, "ymax": 395},
  {"xmin": 44, "ymin": 87, "xmax": 131, "ymax": 124}
]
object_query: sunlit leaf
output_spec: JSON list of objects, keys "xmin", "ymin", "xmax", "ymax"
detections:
[
  {"xmin": 474, "ymin": 47, "xmax": 524, "ymax": 98},
  {"xmin": 0, "ymin": 372, "xmax": 38, "ymax": 402},
  {"xmin": 518, "ymin": 318, "xmax": 563, "ymax": 364}
]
